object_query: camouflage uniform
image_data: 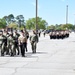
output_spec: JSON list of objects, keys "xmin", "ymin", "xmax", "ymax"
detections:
[
  {"xmin": 23, "ymin": 29, "xmax": 29, "ymax": 52},
  {"xmin": 3, "ymin": 31, "xmax": 9, "ymax": 55},
  {"xmin": 0, "ymin": 31, "xmax": 5, "ymax": 56},
  {"xmin": 7, "ymin": 33, "xmax": 15, "ymax": 56},
  {"xmin": 18, "ymin": 33, "xmax": 27, "ymax": 57},
  {"xmin": 13, "ymin": 32, "xmax": 20, "ymax": 55},
  {"xmin": 30, "ymin": 31, "xmax": 38, "ymax": 53}
]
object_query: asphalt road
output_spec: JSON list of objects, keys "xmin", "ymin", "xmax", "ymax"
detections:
[{"xmin": 0, "ymin": 32, "xmax": 75, "ymax": 75}]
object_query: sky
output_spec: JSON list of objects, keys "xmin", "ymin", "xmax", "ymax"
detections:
[{"xmin": 0, "ymin": 0, "xmax": 75, "ymax": 25}]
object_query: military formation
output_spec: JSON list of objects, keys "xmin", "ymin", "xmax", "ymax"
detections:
[
  {"xmin": 49, "ymin": 30, "xmax": 69, "ymax": 39},
  {"xmin": 0, "ymin": 28, "xmax": 70, "ymax": 57},
  {"xmin": 0, "ymin": 28, "xmax": 38, "ymax": 57}
]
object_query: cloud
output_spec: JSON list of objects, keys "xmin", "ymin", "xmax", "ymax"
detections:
[{"xmin": 31, "ymin": 2, "xmax": 40, "ymax": 9}]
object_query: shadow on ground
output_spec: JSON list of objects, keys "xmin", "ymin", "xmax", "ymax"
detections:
[{"xmin": 0, "ymin": 51, "xmax": 48, "ymax": 58}]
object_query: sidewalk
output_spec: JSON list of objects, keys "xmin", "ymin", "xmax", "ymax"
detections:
[{"xmin": 0, "ymin": 32, "xmax": 75, "ymax": 75}]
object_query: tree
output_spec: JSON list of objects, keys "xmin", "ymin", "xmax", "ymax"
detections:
[
  {"xmin": 26, "ymin": 19, "xmax": 33, "ymax": 30},
  {"xmin": 3, "ymin": 16, "xmax": 9, "ymax": 25},
  {"xmin": 8, "ymin": 23, "xmax": 17, "ymax": 29},
  {"xmin": 16, "ymin": 15, "xmax": 25, "ymax": 27},
  {"xmin": 26, "ymin": 17, "xmax": 48, "ymax": 29},
  {"xmin": 8, "ymin": 14, "xmax": 14, "ymax": 23},
  {"xmin": 61, "ymin": 24, "xmax": 74, "ymax": 30},
  {"xmin": 3, "ymin": 14, "xmax": 15, "ymax": 25},
  {"xmin": 0, "ymin": 18, "xmax": 7, "ymax": 28}
]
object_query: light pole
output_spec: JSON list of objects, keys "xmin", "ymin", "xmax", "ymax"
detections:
[
  {"xmin": 66, "ymin": 5, "xmax": 68, "ymax": 24},
  {"xmin": 35, "ymin": 0, "xmax": 38, "ymax": 33},
  {"xmin": 74, "ymin": 14, "xmax": 75, "ymax": 26}
]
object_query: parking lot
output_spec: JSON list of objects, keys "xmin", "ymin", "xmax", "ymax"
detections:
[{"xmin": 0, "ymin": 32, "xmax": 75, "ymax": 75}]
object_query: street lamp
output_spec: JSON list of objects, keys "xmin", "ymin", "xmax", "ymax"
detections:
[
  {"xmin": 35, "ymin": 0, "xmax": 38, "ymax": 33},
  {"xmin": 66, "ymin": 5, "xmax": 68, "ymax": 24}
]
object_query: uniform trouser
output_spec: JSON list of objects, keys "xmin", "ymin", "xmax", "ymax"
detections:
[
  {"xmin": 39, "ymin": 33, "xmax": 40, "ymax": 37},
  {"xmin": 57, "ymin": 35, "xmax": 60, "ymax": 39},
  {"xmin": 25, "ymin": 43, "xmax": 28, "ymax": 52},
  {"xmin": 31, "ymin": 41, "xmax": 37, "ymax": 53},
  {"xmin": 20, "ymin": 42, "xmax": 26, "ymax": 56},
  {"xmin": 50, "ymin": 35, "xmax": 52, "ymax": 39},
  {"xmin": 61, "ymin": 35, "xmax": 64, "ymax": 39},
  {"xmin": 7, "ymin": 44, "xmax": 14, "ymax": 56},
  {"xmin": 1, "ymin": 43, "xmax": 8, "ymax": 56},
  {"xmin": 13, "ymin": 44, "xmax": 19, "ymax": 55},
  {"xmin": 7, "ymin": 44, "xmax": 19, "ymax": 56},
  {"xmin": 66, "ymin": 34, "xmax": 69, "ymax": 38},
  {"xmin": 1, "ymin": 43, "xmax": 5, "ymax": 56}
]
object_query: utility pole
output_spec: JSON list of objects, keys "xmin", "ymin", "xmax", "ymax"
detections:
[
  {"xmin": 35, "ymin": 0, "xmax": 38, "ymax": 33},
  {"xmin": 66, "ymin": 5, "xmax": 68, "ymax": 24}
]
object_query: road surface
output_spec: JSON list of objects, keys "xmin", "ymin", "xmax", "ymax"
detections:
[{"xmin": 0, "ymin": 32, "xmax": 75, "ymax": 75}]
